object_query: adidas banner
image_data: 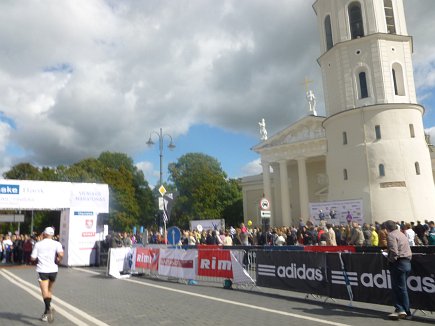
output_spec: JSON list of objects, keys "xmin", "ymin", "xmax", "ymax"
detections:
[
  {"xmin": 256, "ymin": 251, "xmax": 435, "ymax": 311},
  {"xmin": 257, "ymin": 251, "xmax": 329, "ymax": 296}
]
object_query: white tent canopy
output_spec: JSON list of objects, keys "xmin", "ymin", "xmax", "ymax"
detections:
[{"xmin": 0, "ymin": 179, "xmax": 109, "ymax": 266}]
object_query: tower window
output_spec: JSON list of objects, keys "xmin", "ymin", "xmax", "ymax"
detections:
[
  {"xmin": 343, "ymin": 131, "xmax": 348, "ymax": 145},
  {"xmin": 392, "ymin": 63, "xmax": 405, "ymax": 96},
  {"xmin": 325, "ymin": 15, "xmax": 333, "ymax": 51},
  {"xmin": 343, "ymin": 169, "xmax": 348, "ymax": 180},
  {"xmin": 409, "ymin": 124, "xmax": 415, "ymax": 138},
  {"xmin": 415, "ymin": 162, "xmax": 420, "ymax": 175},
  {"xmin": 375, "ymin": 125, "xmax": 382, "ymax": 140},
  {"xmin": 349, "ymin": 2, "xmax": 364, "ymax": 39},
  {"xmin": 384, "ymin": 0, "xmax": 396, "ymax": 34},
  {"xmin": 359, "ymin": 71, "xmax": 369, "ymax": 98},
  {"xmin": 379, "ymin": 164, "xmax": 385, "ymax": 177}
]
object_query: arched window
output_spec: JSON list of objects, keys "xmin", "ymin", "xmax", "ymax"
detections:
[
  {"xmin": 343, "ymin": 169, "xmax": 348, "ymax": 180},
  {"xmin": 384, "ymin": 0, "xmax": 396, "ymax": 34},
  {"xmin": 349, "ymin": 2, "xmax": 364, "ymax": 39},
  {"xmin": 392, "ymin": 63, "xmax": 405, "ymax": 96},
  {"xmin": 415, "ymin": 162, "xmax": 420, "ymax": 175},
  {"xmin": 379, "ymin": 164, "xmax": 385, "ymax": 177},
  {"xmin": 359, "ymin": 71, "xmax": 369, "ymax": 98},
  {"xmin": 325, "ymin": 15, "xmax": 333, "ymax": 50}
]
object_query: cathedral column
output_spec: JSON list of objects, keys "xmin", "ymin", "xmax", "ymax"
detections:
[
  {"xmin": 261, "ymin": 161, "xmax": 273, "ymax": 226},
  {"xmin": 297, "ymin": 157, "xmax": 310, "ymax": 220},
  {"xmin": 279, "ymin": 160, "xmax": 291, "ymax": 226},
  {"xmin": 242, "ymin": 189, "xmax": 248, "ymax": 223}
]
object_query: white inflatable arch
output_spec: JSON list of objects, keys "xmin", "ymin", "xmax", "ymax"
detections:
[{"xmin": 0, "ymin": 179, "xmax": 109, "ymax": 266}]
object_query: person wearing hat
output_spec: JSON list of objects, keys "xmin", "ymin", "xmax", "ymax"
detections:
[{"xmin": 31, "ymin": 227, "xmax": 64, "ymax": 323}]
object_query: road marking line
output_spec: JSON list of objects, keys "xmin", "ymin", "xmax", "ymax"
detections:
[
  {"xmin": 0, "ymin": 269, "xmax": 109, "ymax": 326},
  {"xmin": 76, "ymin": 268, "xmax": 351, "ymax": 326}
]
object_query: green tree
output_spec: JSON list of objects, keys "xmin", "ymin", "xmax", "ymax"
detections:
[
  {"xmin": 168, "ymin": 153, "xmax": 243, "ymax": 229},
  {"xmin": 3, "ymin": 163, "xmax": 41, "ymax": 180},
  {"xmin": 221, "ymin": 178, "xmax": 244, "ymax": 227},
  {"xmin": 97, "ymin": 152, "xmax": 156, "ymax": 229}
]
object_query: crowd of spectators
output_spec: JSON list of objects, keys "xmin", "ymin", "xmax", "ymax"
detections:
[
  {"xmin": 3, "ymin": 219, "xmax": 434, "ymax": 264},
  {"xmin": 0, "ymin": 232, "xmax": 55, "ymax": 265},
  {"xmin": 105, "ymin": 219, "xmax": 435, "ymax": 249}
]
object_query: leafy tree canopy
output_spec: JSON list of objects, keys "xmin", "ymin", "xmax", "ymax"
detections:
[{"xmin": 168, "ymin": 152, "xmax": 243, "ymax": 229}]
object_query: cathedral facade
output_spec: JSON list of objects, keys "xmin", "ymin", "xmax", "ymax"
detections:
[{"xmin": 241, "ymin": 0, "xmax": 435, "ymax": 227}]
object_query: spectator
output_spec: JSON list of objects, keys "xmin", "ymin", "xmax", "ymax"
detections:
[
  {"xmin": 223, "ymin": 231, "xmax": 233, "ymax": 246},
  {"xmin": 122, "ymin": 232, "xmax": 132, "ymax": 247},
  {"xmin": 327, "ymin": 224, "xmax": 337, "ymax": 246},
  {"xmin": 286, "ymin": 227, "xmax": 298, "ymax": 245},
  {"xmin": 275, "ymin": 231, "xmax": 286, "ymax": 246},
  {"xmin": 349, "ymin": 222, "xmax": 364, "ymax": 246},
  {"xmin": 370, "ymin": 226, "xmax": 379, "ymax": 247},
  {"xmin": 3, "ymin": 235, "xmax": 13, "ymax": 263},
  {"xmin": 378, "ymin": 223, "xmax": 388, "ymax": 249},
  {"xmin": 428, "ymin": 221, "xmax": 435, "ymax": 245},
  {"xmin": 0, "ymin": 235, "xmax": 3, "ymax": 263},
  {"xmin": 23, "ymin": 234, "xmax": 34, "ymax": 265},
  {"xmin": 362, "ymin": 223, "xmax": 372, "ymax": 246},
  {"xmin": 188, "ymin": 231, "xmax": 197, "ymax": 245},
  {"xmin": 414, "ymin": 221, "xmax": 428, "ymax": 245},
  {"xmin": 384, "ymin": 220, "xmax": 412, "ymax": 320},
  {"xmin": 404, "ymin": 223, "xmax": 415, "ymax": 246}
]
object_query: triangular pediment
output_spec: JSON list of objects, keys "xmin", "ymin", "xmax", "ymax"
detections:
[{"xmin": 253, "ymin": 115, "xmax": 326, "ymax": 151}]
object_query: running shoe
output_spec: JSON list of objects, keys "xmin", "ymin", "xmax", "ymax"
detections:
[
  {"xmin": 47, "ymin": 308, "xmax": 55, "ymax": 323},
  {"xmin": 41, "ymin": 314, "xmax": 48, "ymax": 322}
]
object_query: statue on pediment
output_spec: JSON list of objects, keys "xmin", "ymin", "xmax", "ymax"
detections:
[
  {"xmin": 259, "ymin": 118, "xmax": 268, "ymax": 141},
  {"xmin": 306, "ymin": 89, "xmax": 317, "ymax": 116}
]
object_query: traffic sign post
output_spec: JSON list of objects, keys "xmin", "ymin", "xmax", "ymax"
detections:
[
  {"xmin": 260, "ymin": 210, "xmax": 271, "ymax": 218},
  {"xmin": 259, "ymin": 197, "xmax": 271, "ymax": 229},
  {"xmin": 167, "ymin": 226, "xmax": 181, "ymax": 246},
  {"xmin": 259, "ymin": 198, "xmax": 270, "ymax": 210}
]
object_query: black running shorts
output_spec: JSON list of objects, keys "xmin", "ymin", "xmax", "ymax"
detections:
[{"xmin": 38, "ymin": 272, "xmax": 57, "ymax": 282}]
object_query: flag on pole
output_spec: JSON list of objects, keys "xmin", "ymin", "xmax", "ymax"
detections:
[{"xmin": 162, "ymin": 193, "xmax": 175, "ymax": 223}]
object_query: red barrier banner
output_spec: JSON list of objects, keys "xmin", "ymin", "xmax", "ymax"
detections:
[
  {"xmin": 303, "ymin": 246, "xmax": 356, "ymax": 253},
  {"xmin": 134, "ymin": 247, "xmax": 159, "ymax": 271},
  {"xmin": 197, "ymin": 249, "xmax": 233, "ymax": 278}
]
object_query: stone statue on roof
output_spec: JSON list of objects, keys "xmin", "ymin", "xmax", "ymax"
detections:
[
  {"xmin": 258, "ymin": 118, "xmax": 268, "ymax": 141},
  {"xmin": 306, "ymin": 89, "xmax": 317, "ymax": 116}
]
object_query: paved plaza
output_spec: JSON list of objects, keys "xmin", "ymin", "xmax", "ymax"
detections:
[{"xmin": 0, "ymin": 265, "xmax": 433, "ymax": 326}]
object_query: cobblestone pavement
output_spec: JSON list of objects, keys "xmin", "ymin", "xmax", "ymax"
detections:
[{"xmin": 0, "ymin": 265, "xmax": 433, "ymax": 326}]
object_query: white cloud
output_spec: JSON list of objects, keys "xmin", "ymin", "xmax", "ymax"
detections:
[
  {"xmin": 136, "ymin": 160, "xmax": 157, "ymax": 186},
  {"xmin": 240, "ymin": 158, "xmax": 262, "ymax": 177},
  {"xmin": 0, "ymin": 0, "xmax": 433, "ymax": 177}
]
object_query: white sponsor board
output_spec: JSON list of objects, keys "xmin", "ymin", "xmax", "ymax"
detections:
[
  {"xmin": 158, "ymin": 248, "xmax": 197, "ymax": 280},
  {"xmin": 0, "ymin": 179, "xmax": 109, "ymax": 267},
  {"xmin": 189, "ymin": 219, "xmax": 225, "ymax": 232},
  {"xmin": 308, "ymin": 199, "xmax": 363, "ymax": 225},
  {"xmin": 107, "ymin": 247, "xmax": 132, "ymax": 279},
  {"xmin": 0, "ymin": 180, "xmax": 71, "ymax": 209}
]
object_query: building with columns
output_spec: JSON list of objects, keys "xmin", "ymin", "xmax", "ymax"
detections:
[{"xmin": 241, "ymin": 0, "xmax": 435, "ymax": 228}]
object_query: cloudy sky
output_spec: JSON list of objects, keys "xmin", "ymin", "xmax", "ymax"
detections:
[{"xmin": 0, "ymin": 0, "xmax": 434, "ymax": 187}]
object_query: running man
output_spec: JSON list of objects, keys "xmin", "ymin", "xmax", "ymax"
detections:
[{"xmin": 31, "ymin": 227, "xmax": 64, "ymax": 323}]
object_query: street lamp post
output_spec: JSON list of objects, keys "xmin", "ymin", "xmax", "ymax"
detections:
[
  {"xmin": 146, "ymin": 128, "xmax": 176, "ymax": 187},
  {"xmin": 146, "ymin": 128, "xmax": 175, "ymax": 243}
]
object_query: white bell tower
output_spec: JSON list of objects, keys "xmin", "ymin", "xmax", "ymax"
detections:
[{"xmin": 313, "ymin": 0, "xmax": 435, "ymax": 222}]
